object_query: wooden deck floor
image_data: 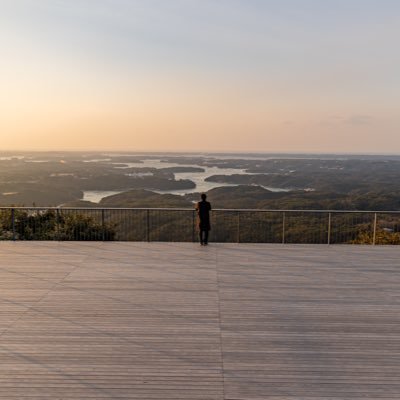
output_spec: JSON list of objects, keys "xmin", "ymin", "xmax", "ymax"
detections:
[{"xmin": 0, "ymin": 242, "xmax": 399, "ymax": 399}]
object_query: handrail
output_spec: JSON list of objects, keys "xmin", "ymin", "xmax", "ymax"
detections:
[
  {"xmin": 1, "ymin": 206, "xmax": 400, "ymax": 244},
  {"xmin": 1, "ymin": 206, "xmax": 400, "ymax": 214}
]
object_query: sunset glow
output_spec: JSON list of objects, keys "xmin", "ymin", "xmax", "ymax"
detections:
[{"xmin": 1, "ymin": 1, "xmax": 399, "ymax": 153}]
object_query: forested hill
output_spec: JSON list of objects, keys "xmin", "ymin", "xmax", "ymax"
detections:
[
  {"xmin": 63, "ymin": 185, "xmax": 400, "ymax": 211},
  {"xmin": 1, "ymin": 153, "xmax": 400, "ymax": 210},
  {"xmin": 195, "ymin": 186, "xmax": 400, "ymax": 211}
]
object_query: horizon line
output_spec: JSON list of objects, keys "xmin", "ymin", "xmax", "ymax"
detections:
[{"xmin": 1, "ymin": 150, "xmax": 400, "ymax": 157}]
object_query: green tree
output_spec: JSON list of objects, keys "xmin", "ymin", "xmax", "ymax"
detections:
[{"xmin": 0, "ymin": 210, "xmax": 115, "ymax": 241}]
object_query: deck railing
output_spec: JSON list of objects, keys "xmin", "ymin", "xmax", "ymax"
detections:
[{"xmin": 1, "ymin": 207, "xmax": 400, "ymax": 244}]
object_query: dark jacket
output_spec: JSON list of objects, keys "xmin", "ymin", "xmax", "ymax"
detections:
[{"xmin": 196, "ymin": 200, "xmax": 211, "ymax": 231}]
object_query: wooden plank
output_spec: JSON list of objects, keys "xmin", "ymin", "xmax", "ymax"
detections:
[
  {"xmin": 0, "ymin": 242, "xmax": 399, "ymax": 399},
  {"xmin": 216, "ymin": 244, "xmax": 400, "ymax": 399},
  {"xmin": 0, "ymin": 242, "xmax": 224, "ymax": 399}
]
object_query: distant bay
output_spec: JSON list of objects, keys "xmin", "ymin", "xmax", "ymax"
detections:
[{"xmin": 83, "ymin": 157, "xmax": 290, "ymax": 203}]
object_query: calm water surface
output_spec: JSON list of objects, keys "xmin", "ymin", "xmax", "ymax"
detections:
[{"xmin": 84, "ymin": 159, "xmax": 289, "ymax": 203}]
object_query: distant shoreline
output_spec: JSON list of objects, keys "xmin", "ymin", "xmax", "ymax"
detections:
[{"xmin": 2, "ymin": 150, "xmax": 400, "ymax": 161}]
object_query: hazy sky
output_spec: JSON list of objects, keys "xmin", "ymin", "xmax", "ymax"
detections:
[{"xmin": 1, "ymin": 0, "xmax": 399, "ymax": 153}]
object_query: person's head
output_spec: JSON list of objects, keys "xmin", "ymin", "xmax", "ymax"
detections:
[{"xmin": 201, "ymin": 193, "xmax": 207, "ymax": 201}]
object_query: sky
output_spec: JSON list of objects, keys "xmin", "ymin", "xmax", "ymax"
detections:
[{"xmin": 1, "ymin": 0, "xmax": 399, "ymax": 153}]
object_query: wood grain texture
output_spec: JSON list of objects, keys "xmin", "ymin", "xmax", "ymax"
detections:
[{"xmin": 0, "ymin": 242, "xmax": 399, "ymax": 399}]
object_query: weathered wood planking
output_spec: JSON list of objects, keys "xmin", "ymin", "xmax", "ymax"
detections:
[
  {"xmin": 217, "ymin": 244, "xmax": 400, "ymax": 400},
  {"xmin": 0, "ymin": 242, "xmax": 399, "ymax": 399},
  {"xmin": 0, "ymin": 242, "xmax": 223, "ymax": 399}
]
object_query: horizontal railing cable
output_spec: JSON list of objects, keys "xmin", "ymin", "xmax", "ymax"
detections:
[{"xmin": 1, "ymin": 207, "xmax": 400, "ymax": 244}]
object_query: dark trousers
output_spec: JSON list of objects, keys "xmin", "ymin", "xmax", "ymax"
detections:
[{"xmin": 199, "ymin": 230, "xmax": 209, "ymax": 244}]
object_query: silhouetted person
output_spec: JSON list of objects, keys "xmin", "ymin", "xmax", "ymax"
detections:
[{"xmin": 196, "ymin": 193, "xmax": 211, "ymax": 245}]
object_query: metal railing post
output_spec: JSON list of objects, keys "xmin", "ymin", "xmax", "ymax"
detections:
[
  {"xmin": 56, "ymin": 208, "xmax": 60, "ymax": 241},
  {"xmin": 327, "ymin": 212, "xmax": 331, "ymax": 245},
  {"xmin": 237, "ymin": 211, "xmax": 240, "ymax": 243},
  {"xmin": 373, "ymin": 212, "xmax": 377, "ymax": 245},
  {"xmin": 101, "ymin": 209, "xmax": 105, "ymax": 241},
  {"xmin": 192, "ymin": 210, "xmax": 195, "ymax": 243},
  {"xmin": 282, "ymin": 211, "xmax": 285, "ymax": 244},
  {"xmin": 11, "ymin": 208, "xmax": 15, "ymax": 241},
  {"xmin": 146, "ymin": 209, "xmax": 150, "ymax": 242}
]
